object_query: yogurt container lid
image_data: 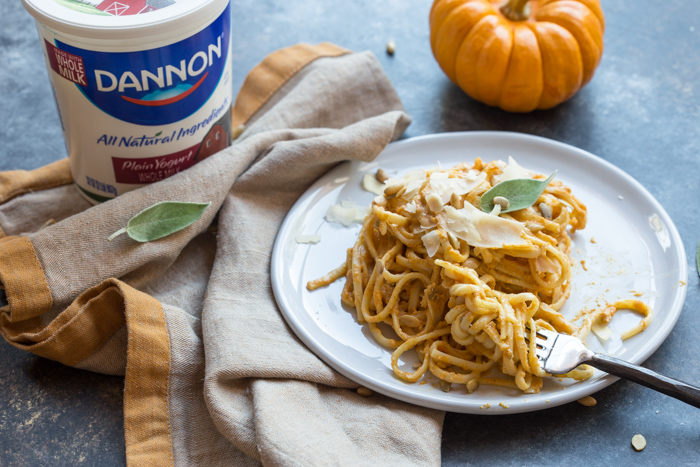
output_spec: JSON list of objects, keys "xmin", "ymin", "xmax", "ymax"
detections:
[{"xmin": 22, "ymin": 0, "xmax": 229, "ymax": 40}]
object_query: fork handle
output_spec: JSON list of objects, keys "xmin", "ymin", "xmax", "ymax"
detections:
[{"xmin": 588, "ymin": 353, "xmax": 700, "ymax": 409}]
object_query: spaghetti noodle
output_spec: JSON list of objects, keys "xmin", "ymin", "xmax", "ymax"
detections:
[{"xmin": 308, "ymin": 158, "xmax": 652, "ymax": 394}]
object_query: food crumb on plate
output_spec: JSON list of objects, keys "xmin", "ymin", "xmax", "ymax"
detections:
[
  {"xmin": 499, "ymin": 402, "xmax": 509, "ymax": 409},
  {"xmin": 295, "ymin": 235, "xmax": 321, "ymax": 244},
  {"xmin": 325, "ymin": 201, "xmax": 369, "ymax": 226}
]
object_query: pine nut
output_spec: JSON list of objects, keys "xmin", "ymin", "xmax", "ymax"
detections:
[
  {"xmin": 384, "ymin": 184, "xmax": 405, "ymax": 199},
  {"xmin": 399, "ymin": 315, "xmax": 422, "ymax": 327},
  {"xmin": 577, "ymin": 396, "xmax": 597, "ymax": 407},
  {"xmin": 493, "ymin": 196, "xmax": 510, "ymax": 210},
  {"xmin": 539, "ymin": 202, "xmax": 553, "ymax": 219}
]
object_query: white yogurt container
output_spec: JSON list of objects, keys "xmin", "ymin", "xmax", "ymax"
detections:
[{"xmin": 22, "ymin": 0, "xmax": 232, "ymax": 203}]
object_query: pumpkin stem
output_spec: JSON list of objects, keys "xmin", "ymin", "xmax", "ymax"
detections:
[{"xmin": 500, "ymin": 0, "xmax": 531, "ymax": 22}]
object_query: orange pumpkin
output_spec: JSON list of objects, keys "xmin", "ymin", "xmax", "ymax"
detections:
[{"xmin": 430, "ymin": 0, "xmax": 605, "ymax": 112}]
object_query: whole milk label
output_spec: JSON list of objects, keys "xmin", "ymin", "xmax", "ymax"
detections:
[{"xmin": 39, "ymin": 3, "xmax": 232, "ymax": 203}]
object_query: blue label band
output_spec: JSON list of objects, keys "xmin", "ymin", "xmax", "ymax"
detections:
[{"xmin": 55, "ymin": 3, "xmax": 231, "ymax": 126}]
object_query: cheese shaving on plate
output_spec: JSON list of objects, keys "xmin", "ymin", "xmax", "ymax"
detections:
[
  {"xmin": 295, "ymin": 235, "xmax": 321, "ymax": 244},
  {"xmin": 492, "ymin": 156, "xmax": 536, "ymax": 184},
  {"xmin": 428, "ymin": 170, "xmax": 486, "ymax": 204},
  {"xmin": 421, "ymin": 230, "xmax": 441, "ymax": 257},
  {"xmin": 361, "ymin": 173, "xmax": 385, "ymax": 195},
  {"xmin": 441, "ymin": 203, "xmax": 526, "ymax": 250},
  {"xmin": 325, "ymin": 201, "xmax": 370, "ymax": 227},
  {"xmin": 591, "ymin": 320, "xmax": 613, "ymax": 341},
  {"xmin": 384, "ymin": 170, "xmax": 426, "ymax": 200}
]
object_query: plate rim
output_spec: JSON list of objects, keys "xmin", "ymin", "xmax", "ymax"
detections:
[{"xmin": 271, "ymin": 130, "xmax": 688, "ymax": 414}]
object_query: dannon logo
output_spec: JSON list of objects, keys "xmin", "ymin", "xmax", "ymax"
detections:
[{"xmin": 49, "ymin": 4, "xmax": 230, "ymax": 126}]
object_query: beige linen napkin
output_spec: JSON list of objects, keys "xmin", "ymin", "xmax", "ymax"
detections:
[{"xmin": 0, "ymin": 43, "xmax": 444, "ymax": 466}]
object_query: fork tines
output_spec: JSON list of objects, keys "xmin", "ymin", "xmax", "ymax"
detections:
[{"xmin": 523, "ymin": 326, "xmax": 558, "ymax": 363}]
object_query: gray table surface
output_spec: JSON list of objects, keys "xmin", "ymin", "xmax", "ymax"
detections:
[{"xmin": 2, "ymin": 0, "xmax": 699, "ymax": 465}]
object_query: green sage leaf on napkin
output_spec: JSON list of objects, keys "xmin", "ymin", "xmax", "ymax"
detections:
[
  {"xmin": 479, "ymin": 172, "xmax": 557, "ymax": 213},
  {"xmin": 108, "ymin": 201, "xmax": 211, "ymax": 242}
]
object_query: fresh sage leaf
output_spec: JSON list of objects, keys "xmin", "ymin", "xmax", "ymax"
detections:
[
  {"xmin": 109, "ymin": 201, "xmax": 211, "ymax": 242},
  {"xmin": 479, "ymin": 172, "xmax": 557, "ymax": 213}
]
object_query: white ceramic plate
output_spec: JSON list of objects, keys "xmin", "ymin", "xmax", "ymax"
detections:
[{"xmin": 271, "ymin": 131, "xmax": 688, "ymax": 414}]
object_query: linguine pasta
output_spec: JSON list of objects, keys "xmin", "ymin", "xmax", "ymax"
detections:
[{"xmin": 307, "ymin": 158, "xmax": 652, "ymax": 394}]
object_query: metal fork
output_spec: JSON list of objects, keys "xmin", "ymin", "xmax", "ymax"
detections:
[{"xmin": 528, "ymin": 327, "xmax": 700, "ymax": 408}]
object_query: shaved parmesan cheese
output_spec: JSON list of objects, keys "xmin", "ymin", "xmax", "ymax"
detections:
[
  {"xmin": 535, "ymin": 255, "xmax": 561, "ymax": 275},
  {"xmin": 326, "ymin": 201, "xmax": 369, "ymax": 227},
  {"xmin": 428, "ymin": 172, "xmax": 487, "ymax": 204},
  {"xmin": 419, "ymin": 216, "xmax": 437, "ymax": 229},
  {"xmin": 385, "ymin": 170, "xmax": 427, "ymax": 200},
  {"xmin": 385, "ymin": 170, "xmax": 426, "ymax": 187},
  {"xmin": 326, "ymin": 204, "xmax": 356, "ymax": 226},
  {"xmin": 466, "ymin": 169, "xmax": 481, "ymax": 181},
  {"xmin": 354, "ymin": 207, "xmax": 370, "ymax": 223},
  {"xmin": 592, "ymin": 320, "xmax": 613, "ymax": 341},
  {"xmin": 442, "ymin": 206, "xmax": 480, "ymax": 244},
  {"xmin": 442, "ymin": 203, "xmax": 526, "ymax": 249},
  {"xmin": 430, "ymin": 171, "xmax": 449, "ymax": 181},
  {"xmin": 295, "ymin": 235, "xmax": 321, "ymax": 244},
  {"xmin": 404, "ymin": 201, "xmax": 417, "ymax": 213},
  {"xmin": 421, "ymin": 230, "xmax": 441, "ymax": 257},
  {"xmin": 362, "ymin": 173, "xmax": 385, "ymax": 195},
  {"xmin": 493, "ymin": 156, "xmax": 536, "ymax": 184}
]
